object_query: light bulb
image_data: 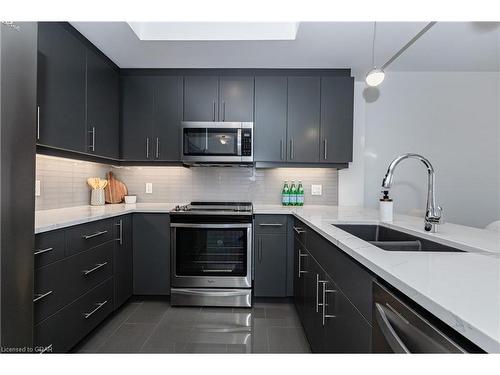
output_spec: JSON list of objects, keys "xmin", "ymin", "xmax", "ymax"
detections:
[{"xmin": 365, "ymin": 68, "xmax": 385, "ymax": 87}]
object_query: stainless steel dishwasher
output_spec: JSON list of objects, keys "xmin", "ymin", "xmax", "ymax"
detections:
[{"xmin": 372, "ymin": 281, "xmax": 468, "ymax": 353}]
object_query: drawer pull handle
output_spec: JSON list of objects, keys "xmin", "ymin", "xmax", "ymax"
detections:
[
  {"xmin": 259, "ymin": 223, "xmax": 283, "ymax": 227},
  {"xmin": 83, "ymin": 300, "xmax": 108, "ymax": 319},
  {"xmin": 82, "ymin": 230, "xmax": 108, "ymax": 240},
  {"xmin": 39, "ymin": 344, "xmax": 52, "ymax": 354},
  {"xmin": 293, "ymin": 226, "xmax": 306, "ymax": 234},
  {"xmin": 34, "ymin": 247, "xmax": 53, "ymax": 256},
  {"xmin": 82, "ymin": 262, "xmax": 108, "ymax": 276},
  {"xmin": 33, "ymin": 290, "xmax": 53, "ymax": 303}
]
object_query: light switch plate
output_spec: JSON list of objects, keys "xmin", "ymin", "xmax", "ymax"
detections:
[
  {"xmin": 145, "ymin": 183, "xmax": 153, "ymax": 194},
  {"xmin": 311, "ymin": 184, "xmax": 322, "ymax": 196},
  {"xmin": 35, "ymin": 180, "xmax": 41, "ymax": 196}
]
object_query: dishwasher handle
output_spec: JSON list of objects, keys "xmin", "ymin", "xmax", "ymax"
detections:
[{"xmin": 374, "ymin": 302, "xmax": 410, "ymax": 353}]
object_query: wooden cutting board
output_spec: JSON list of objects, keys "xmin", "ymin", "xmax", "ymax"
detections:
[{"xmin": 104, "ymin": 171, "xmax": 128, "ymax": 204}]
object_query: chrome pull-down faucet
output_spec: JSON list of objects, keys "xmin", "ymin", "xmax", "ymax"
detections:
[{"xmin": 381, "ymin": 153, "xmax": 443, "ymax": 233}]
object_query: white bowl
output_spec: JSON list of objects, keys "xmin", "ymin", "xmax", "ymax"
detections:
[{"xmin": 124, "ymin": 195, "xmax": 137, "ymax": 204}]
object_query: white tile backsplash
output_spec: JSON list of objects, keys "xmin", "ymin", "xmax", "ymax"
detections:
[{"xmin": 35, "ymin": 155, "xmax": 338, "ymax": 210}]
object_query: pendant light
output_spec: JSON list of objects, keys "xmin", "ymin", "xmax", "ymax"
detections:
[
  {"xmin": 366, "ymin": 22, "xmax": 385, "ymax": 87},
  {"xmin": 365, "ymin": 22, "xmax": 437, "ymax": 87}
]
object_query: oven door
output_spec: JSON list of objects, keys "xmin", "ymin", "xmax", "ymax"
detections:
[
  {"xmin": 171, "ymin": 223, "xmax": 252, "ymax": 288},
  {"xmin": 181, "ymin": 122, "xmax": 242, "ymax": 163}
]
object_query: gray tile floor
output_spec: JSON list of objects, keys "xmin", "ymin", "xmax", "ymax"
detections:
[{"xmin": 73, "ymin": 299, "xmax": 311, "ymax": 353}]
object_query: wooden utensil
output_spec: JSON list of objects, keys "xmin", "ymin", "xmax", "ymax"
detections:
[{"xmin": 104, "ymin": 171, "xmax": 128, "ymax": 204}]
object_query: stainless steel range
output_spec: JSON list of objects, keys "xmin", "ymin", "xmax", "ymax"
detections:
[{"xmin": 170, "ymin": 202, "xmax": 253, "ymax": 307}]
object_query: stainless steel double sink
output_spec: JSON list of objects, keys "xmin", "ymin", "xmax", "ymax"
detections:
[{"xmin": 333, "ymin": 224, "xmax": 464, "ymax": 253}]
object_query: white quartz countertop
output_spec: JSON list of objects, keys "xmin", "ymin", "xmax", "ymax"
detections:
[
  {"xmin": 35, "ymin": 203, "xmax": 500, "ymax": 352},
  {"xmin": 35, "ymin": 203, "xmax": 179, "ymax": 233}
]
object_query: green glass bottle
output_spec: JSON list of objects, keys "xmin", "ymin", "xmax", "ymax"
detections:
[
  {"xmin": 289, "ymin": 181, "xmax": 297, "ymax": 206},
  {"xmin": 297, "ymin": 181, "xmax": 304, "ymax": 206},
  {"xmin": 281, "ymin": 181, "xmax": 290, "ymax": 206}
]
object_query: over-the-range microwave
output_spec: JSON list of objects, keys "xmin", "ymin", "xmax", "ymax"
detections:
[{"xmin": 181, "ymin": 122, "xmax": 253, "ymax": 164}]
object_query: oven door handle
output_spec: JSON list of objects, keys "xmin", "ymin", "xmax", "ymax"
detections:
[
  {"xmin": 170, "ymin": 223, "xmax": 252, "ymax": 229},
  {"xmin": 172, "ymin": 289, "xmax": 251, "ymax": 297}
]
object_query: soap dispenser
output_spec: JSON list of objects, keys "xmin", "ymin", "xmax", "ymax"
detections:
[{"xmin": 379, "ymin": 190, "xmax": 393, "ymax": 222}]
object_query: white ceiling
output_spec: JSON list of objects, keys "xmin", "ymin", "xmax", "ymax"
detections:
[{"xmin": 70, "ymin": 22, "xmax": 500, "ymax": 79}]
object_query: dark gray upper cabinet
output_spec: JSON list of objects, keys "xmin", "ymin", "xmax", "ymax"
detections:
[
  {"xmin": 133, "ymin": 213, "xmax": 170, "ymax": 295},
  {"xmin": 154, "ymin": 76, "xmax": 184, "ymax": 161},
  {"xmin": 37, "ymin": 22, "xmax": 86, "ymax": 152},
  {"xmin": 254, "ymin": 76, "xmax": 288, "ymax": 162},
  {"xmin": 320, "ymin": 77, "xmax": 354, "ymax": 163},
  {"xmin": 219, "ymin": 76, "xmax": 254, "ymax": 122},
  {"xmin": 114, "ymin": 215, "xmax": 133, "ymax": 309},
  {"xmin": 121, "ymin": 75, "xmax": 155, "ymax": 160},
  {"xmin": 86, "ymin": 48, "xmax": 120, "ymax": 159},
  {"xmin": 121, "ymin": 75, "xmax": 183, "ymax": 161},
  {"xmin": 183, "ymin": 75, "xmax": 219, "ymax": 121},
  {"xmin": 287, "ymin": 77, "xmax": 321, "ymax": 163}
]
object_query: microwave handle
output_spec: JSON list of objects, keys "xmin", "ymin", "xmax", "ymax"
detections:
[{"xmin": 237, "ymin": 128, "xmax": 242, "ymax": 156}]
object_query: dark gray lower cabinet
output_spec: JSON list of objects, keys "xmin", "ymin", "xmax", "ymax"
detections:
[
  {"xmin": 322, "ymin": 273, "xmax": 371, "ymax": 353},
  {"xmin": 114, "ymin": 215, "xmax": 133, "ymax": 308},
  {"xmin": 133, "ymin": 214, "xmax": 170, "ymax": 295},
  {"xmin": 34, "ymin": 278, "xmax": 114, "ymax": 353},
  {"xmin": 254, "ymin": 215, "xmax": 288, "ymax": 297},
  {"xmin": 254, "ymin": 234, "xmax": 287, "ymax": 297},
  {"xmin": 293, "ymin": 219, "xmax": 372, "ymax": 353}
]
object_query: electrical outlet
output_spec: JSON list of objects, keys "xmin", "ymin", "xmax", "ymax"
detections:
[
  {"xmin": 311, "ymin": 184, "xmax": 322, "ymax": 196},
  {"xmin": 35, "ymin": 180, "xmax": 41, "ymax": 196},
  {"xmin": 145, "ymin": 183, "xmax": 153, "ymax": 194}
]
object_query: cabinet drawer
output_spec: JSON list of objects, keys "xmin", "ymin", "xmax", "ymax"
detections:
[
  {"xmin": 66, "ymin": 219, "xmax": 114, "ymax": 256},
  {"xmin": 35, "ymin": 230, "xmax": 65, "ymax": 268},
  {"xmin": 34, "ymin": 259, "xmax": 69, "ymax": 324},
  {"xmin": 255, "ymin": 215, "xmax": 287, "ymax": 234},
  {"xmin": 34, "ymin": 277, "xmax": 114, "ymax": 353},
  {"xmin": 293, "ymin": 218, "xmax": 308, "ymax": 246},
  {"xmin": 65, "ymin": 241, "xmax": 114, "ymax": 302}
]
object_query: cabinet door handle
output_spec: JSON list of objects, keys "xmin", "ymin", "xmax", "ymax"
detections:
[
  {"xmin": 37, "ymin": 105, "xmax": 40, "ymax": 140},
  {"xmin": 116, "ymin": 220, "xmax": 123, "ymax": 245},
  {"xmin": 82, "ymin": 230, "xmax": 108, "ymax": 240},
  {"xmin": 322, "ymin": 281, "xmax": 337, "ymax": 326},
  {"xmin": 88, "ymin": 126, "xmax": 96, "ymax": 152},
  {"xmin": 156, "ymin": 137, "xmax": 160, "ymax": 159},
  {"xmin": 33, "ymin": 290, "xmax": 53, "ymax": 303},
  {"xmin": 222, "ymin": 101, "xmax": 226, "ymax": 121},
  {"xmin": 146, "ymin": 138, "xmax": 150, "ymax": 159},
  {"xmin": 280, "ymin": 139, "xmax": 284, "ymax": 160},
  {"xmin": 82, "ymin": 262, "xmax": 108, "ymax": 276},
  {"xmin": 293, "ymin": 226, "xmax": 306, "ymax": 234},
  {"xmin": 34, "ymin": 247, "xmax": 53, "ymax": 256},
  {"xmin": 290, "ymin": 139, "xmax": 294, "ymax": 160},
  {"xmin": 323, "ymin": 139, "xmax": 328, "ymax": 160},
  {"xmin": 298, "ymin": 251, "xmax": 308, "ymax": 278},
  {"xmin": 258, "ymin": 237, "xmax": 263, "ymax": 263},
  {"xmin": 316, "ymin": 275, "xmax": 320, "ymax": 312},
  {"xmin": 83, "ymin": 300, "xmax": 108, "ymax": 319},
  {"xmin": 259, "ymin": 223, "xmax": 283, "ymax": 227},
  {"xmin": 213, "ymin": 101, "xmax": 216, "ymax": 121}
]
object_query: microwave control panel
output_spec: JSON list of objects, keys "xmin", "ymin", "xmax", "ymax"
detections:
[{"xmin": 241, "ymin": 130, "xmax": 252, "ymax": 156}]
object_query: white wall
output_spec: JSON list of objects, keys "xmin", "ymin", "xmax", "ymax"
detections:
[
  {"xmin": 361, "ymin": 71, "xmax": 500, "ymax": 228},
  {"xmin": 338, "ymin": 82, "xmax": 365, "ymax": 206}
]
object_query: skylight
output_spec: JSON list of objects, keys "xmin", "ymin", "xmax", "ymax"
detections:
[{"xmin": 127, "ymin": 22, "xmax": 300, "ymax": 41}]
